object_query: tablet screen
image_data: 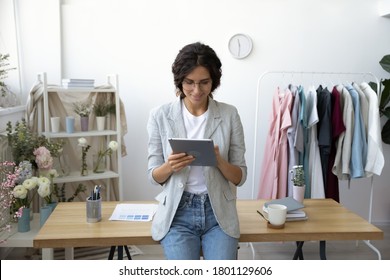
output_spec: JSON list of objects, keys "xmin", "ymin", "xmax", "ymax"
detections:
[{"xmin": 168, "ymin": 138, "xmax": 216, "ymax": 166}]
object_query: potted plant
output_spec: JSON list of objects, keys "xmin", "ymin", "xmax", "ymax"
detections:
[
  {"xmin": 290, "ymin": 165, "xmax": 305, "ymax": 203},
  {"xmin": 369, "ymin": 54, "xmax": 390, "ymax": 144},
  {"xmin": 72, "ymin": 102, "xmax": 91, "ymax": 131},
  {"xmin": 92, "ymin": 102, "xmax": 115, "ymax": 131}
]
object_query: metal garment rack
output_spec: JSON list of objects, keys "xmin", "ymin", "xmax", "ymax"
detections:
[{"xmin": 250, "ymin": 70, "xmax": 382, "ymax": 260}]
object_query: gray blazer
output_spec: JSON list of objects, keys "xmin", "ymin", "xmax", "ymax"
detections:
[{"xmin": 147, "ymin": 97, "xmax": 247, "ymax": 241}]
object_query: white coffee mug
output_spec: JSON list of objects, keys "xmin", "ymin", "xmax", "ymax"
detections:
[{"xmin": 267, "ymin": 204, "xmax": 287, "ymax": 226}]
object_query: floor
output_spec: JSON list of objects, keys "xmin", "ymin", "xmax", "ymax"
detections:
[{"xmin": 3, "ymin": 224, "xmax": 389, "ymax": 260}]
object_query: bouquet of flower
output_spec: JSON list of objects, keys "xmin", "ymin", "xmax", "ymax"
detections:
[
  {"xmin": 73, "ymin": 102, "xmax": 92, "ymax": 117},
  {"xmin": 0, "ymin": 161, "xmax": 18, "ymax": 238},
  {"xmin": 33, "ymin": 146, "xmax": 53, "ymax": 171},
  {"xmin": 12, "ymin": 176, "xmax": 39, "ymax": 211},
  {"xmin": 37, "ymin": 169, "xmax": 58, "ymax": 205},
  {"xmin": 93, "ymin": 140, "xmax": 118, "ymax": 173},
  {"xmin": 78, "ymin": 137, "xmax": 91, "ymax": 176}
]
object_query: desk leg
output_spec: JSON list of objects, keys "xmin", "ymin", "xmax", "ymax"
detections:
[
  {"xmin": 108, "ymin": 246, "xmax": 132, "ymax": 260},
  {"xmin": 319, "ymin": 241, "xmax": 327, "ymax": 260},
  {"xmin": 65, "ymin": 248, "xmax": 74, "ymax": 260},
  {"xmin": 42, "ymin": 248, "xmax": 54, "ymax": 260},
  {"xmin": 293, "ymin": 241, "xmax": 304, "ymax": 260}
]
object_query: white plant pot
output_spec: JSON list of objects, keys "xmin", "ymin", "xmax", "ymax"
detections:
[
  {"xmin": 293, "ymin": 185, "xmax": 305, "ymax": 203},
  {"xmin": 96, "ymin": 116, "xmax": 106, "ymax": 131}
]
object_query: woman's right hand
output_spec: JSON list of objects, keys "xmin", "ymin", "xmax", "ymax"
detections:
[{"xmin": 168, "ymin": 152, "xmax": 195, "ymax": 173}]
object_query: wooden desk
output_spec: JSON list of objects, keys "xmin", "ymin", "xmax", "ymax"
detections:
[{"xmin": 33, "ymin": 199, "xmax": 383, "ymax": 259}]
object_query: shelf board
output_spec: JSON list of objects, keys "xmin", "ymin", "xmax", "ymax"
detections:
[
  {"xmin": 53, "ymin": 170, "xmax": 119, "ymax": 184},
  {"xmin": 43, "ymin": 130, "xmax": 118, "ymax": 138}
]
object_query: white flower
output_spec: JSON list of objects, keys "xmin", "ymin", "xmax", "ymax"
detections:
[
  {"xmin": 13, "ymin": 185, "xmax": 28, "ymax": 199},
  {"xmin": 49, "ymin": 169, "xmax": 59, "ymax": 178},
  {"xmin": 37, "ymin": 179, "xmax": 51, "ymax": 198},
  {"xmin": 108, "ymin": 141, "xmax": 118, "ymax": 152},
  {"xmin": 78, "ymin": 137, "xmax": 88, "ymax": 147},
  {"xmin": 22, "ymin": 177, "xmax": 38, "ymax": 191},
  {"xmin": 38, "ymin": 176, "xmax": 51, "ymax": 187}
]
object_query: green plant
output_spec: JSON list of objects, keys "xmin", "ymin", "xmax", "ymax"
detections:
[
  {"xmin": 6, "ymin": 118, "xmax": 47, "ymax": 166},
  {"xmin": 369, "ymin": 54, "xmax": 390, "ymax": 144},
  {"xmin": 290, "ymin": 165, "xmax": 305, "ymax": 186},
  {"xmin": 92, "ymin": 102, "xmax": 115, "ymax": 117},
  {"xmin": 72, "ymin": 101, "xmax": 92, "ymax": 117}
]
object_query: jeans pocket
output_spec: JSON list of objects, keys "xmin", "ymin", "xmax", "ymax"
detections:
[{"xmin": 177, "ymin": 194, "xmax": 190, "ymax": 210}]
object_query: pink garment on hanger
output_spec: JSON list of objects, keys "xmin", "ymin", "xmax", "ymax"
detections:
[{"xmin": 257, "ymin": 87, "xmax": 293, "ymax": 199}]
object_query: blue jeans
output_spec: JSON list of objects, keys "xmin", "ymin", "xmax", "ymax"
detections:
[{"xmin": 160, "ymin": 191, "xmax": 238, "ymax": 260}]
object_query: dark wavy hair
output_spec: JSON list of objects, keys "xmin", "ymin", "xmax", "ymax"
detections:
[{"xmin": 172, "ymin": 42, "xmax": 222, "ymax": 99}]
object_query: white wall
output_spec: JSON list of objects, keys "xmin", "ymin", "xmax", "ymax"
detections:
[{"xmin": 1, "ymin": 0, "xmax": 390, "ymax": 224}]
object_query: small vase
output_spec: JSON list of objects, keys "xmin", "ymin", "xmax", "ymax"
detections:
[
  {"xmin": 17, "ymin": 208, "xmax": 31, "ymax": 233},
  {"xmin": 48, "ymin": 202, "xmax": 58, "ymax": 212},
  {"xmin": 293, "ymin": 185, "xmax": 305, "ymax": 203},
  {"xmin": 81, "ymin": 153, "xmax": 88, "ymax": 176},
  {"xmin": 93, "ymin": 154, "xmax": 105, "ymax": 173},
  {"xmin": 96, "ymin": 116, "xmax": 106, "ymax": 131},
  {"xmin": 39, "ymin": 206, "xmax": 52, "ymax": 227},
  {"xmin": 80, "ymin": 116, "xmax": 89, "ymax": 131},
  {"xmin": 53, "ymin": 154, "xmax": 70, "ymax": 177}
]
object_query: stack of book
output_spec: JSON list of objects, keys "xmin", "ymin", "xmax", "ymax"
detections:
[
  {"xmin": 62, "ymin": 78, "xmax": 95, "ymax": 89},
  {"xmin": 260, "ymin": 197, "xmax": 308, "ymax": 221}
]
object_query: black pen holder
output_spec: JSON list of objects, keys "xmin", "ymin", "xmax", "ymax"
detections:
[{"xmin": 86, "ymin": 196, "xmax": 102, "ymax": 223}]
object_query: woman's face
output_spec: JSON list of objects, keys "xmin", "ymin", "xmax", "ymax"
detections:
[{"xmin": 181, "ymin": 66, "xmax": 212, "ymax": 111}]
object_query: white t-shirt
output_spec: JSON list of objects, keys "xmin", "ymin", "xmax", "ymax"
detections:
[{"xmin": 182, "ymin": 100, "xmax": 209, "ymax": 194}]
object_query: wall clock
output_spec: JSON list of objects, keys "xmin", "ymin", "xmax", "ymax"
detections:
[{"xmin": 228, "ymin": 33, "xmax": 253, "ymax": 59}]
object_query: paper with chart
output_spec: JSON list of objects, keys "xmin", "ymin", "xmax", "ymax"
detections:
[{"xmin": 109, "ymin": 203, "xmax": 158, "ymax": 222}]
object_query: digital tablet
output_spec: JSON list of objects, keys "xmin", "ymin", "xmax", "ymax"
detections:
[{"xmin": 168, "ymin": 138, "xmax": 216, "ymax": 166}]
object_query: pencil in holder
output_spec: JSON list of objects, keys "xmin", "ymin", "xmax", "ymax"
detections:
[{"xmin": 86, "ymin": 196, "xmax": 102, "ymax": 223}]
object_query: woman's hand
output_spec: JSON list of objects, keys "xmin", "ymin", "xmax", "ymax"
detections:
[
  {"xmin": 151, "ymin": 152, "xmax": 194, "ymax": 184},
  {"xmin": 214, "ymin": 145, "xmax": 242, "ymax": 185},
  {"xmin": 168, "ymin": 152, "xmax": 195, "ymax": 173}
]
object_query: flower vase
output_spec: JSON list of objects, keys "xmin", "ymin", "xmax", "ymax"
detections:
[
  {"xmin": 96, "ymin": 116, "xmax": 106, "ymax": 131},
  {"xmin": 80, "ymin": 116, "xmax": 89, "ymax": 131},
  {"xmin": 81, "ymin": 155, "xmax": 88, "ymax": 176},
  {"xmin": 48, "ymin": 202, "xmax": 58, "ymax": 212},
  {"xmin": 17, "ymin": 208, "xmax": 31, "ymax": 233},
  {"xmin": 53, "ymin": 154, "xmax": 70, "ymax": 177},
  {"xmin": 39, "ymin": 206, "xmax": 52, "ymax": 227},
  {"xmin": 93, "ymin": 154, "xmax": 106, "ymax": 173}
]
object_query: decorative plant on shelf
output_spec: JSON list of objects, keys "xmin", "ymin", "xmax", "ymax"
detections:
[
  {"xmin": 78, "ymin": 137, "xmax": 91, "ymax": 176},
  {"xmin": 72, "ymin": 101, "xmax": 92, "ymax": 117},
  {"xmin": 93, "ymin": 101, "xmax": 115, "ymax": 117},
  {"xmin": 369, "ymin": 54, "xmax": 390, "ymax": 144},
  {"xmin": 93, "ymin": 140, "xmax": 118, "ymax": 173}
]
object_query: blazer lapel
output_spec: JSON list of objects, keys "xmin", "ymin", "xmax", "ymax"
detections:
[
  {"xmin": 167, "ymin": 97, "xmax": 187, "ymax": 138},
  {"xmin": 204, "ymin": 98, "xmax": 222, "ymax": 139}
]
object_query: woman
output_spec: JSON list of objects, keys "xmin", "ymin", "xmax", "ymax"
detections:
[{"xmin": 147, "ymin": 42, "xmax": 247, "ymax": 260}]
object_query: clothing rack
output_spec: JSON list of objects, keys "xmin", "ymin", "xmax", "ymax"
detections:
[{"xmin": 251, "ymin": 70, "xmax": 382, "ymax": 259}]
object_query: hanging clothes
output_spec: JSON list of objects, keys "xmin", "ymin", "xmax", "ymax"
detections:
[
  {"xmin": 286, "ymin": 85, "xmax": 303, "ymax": 197},
  {"xmin": 332, "ymin": 85, "xmax": 354, "ymax": 180},
  {"xmin": 305, "ymin": 86, "xmax": 325, "ymax": 198},
  {"xmin": 345, "ymin": 84, "xmax": 367, "ymax": 179},
  {"xmin": 360, "ymin": 82, "xmax": 384, "ymax": 176},
  {"xmin": 258, "ymin": 87, "xmax": 293, "ymax": 199},
  {"xmin": 325, "ymin": 86, "xmax": 345, "ymax": 202},
  {"xmin": 316, "ymin": 85, "xmax": 332, "ymax": 188}
]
